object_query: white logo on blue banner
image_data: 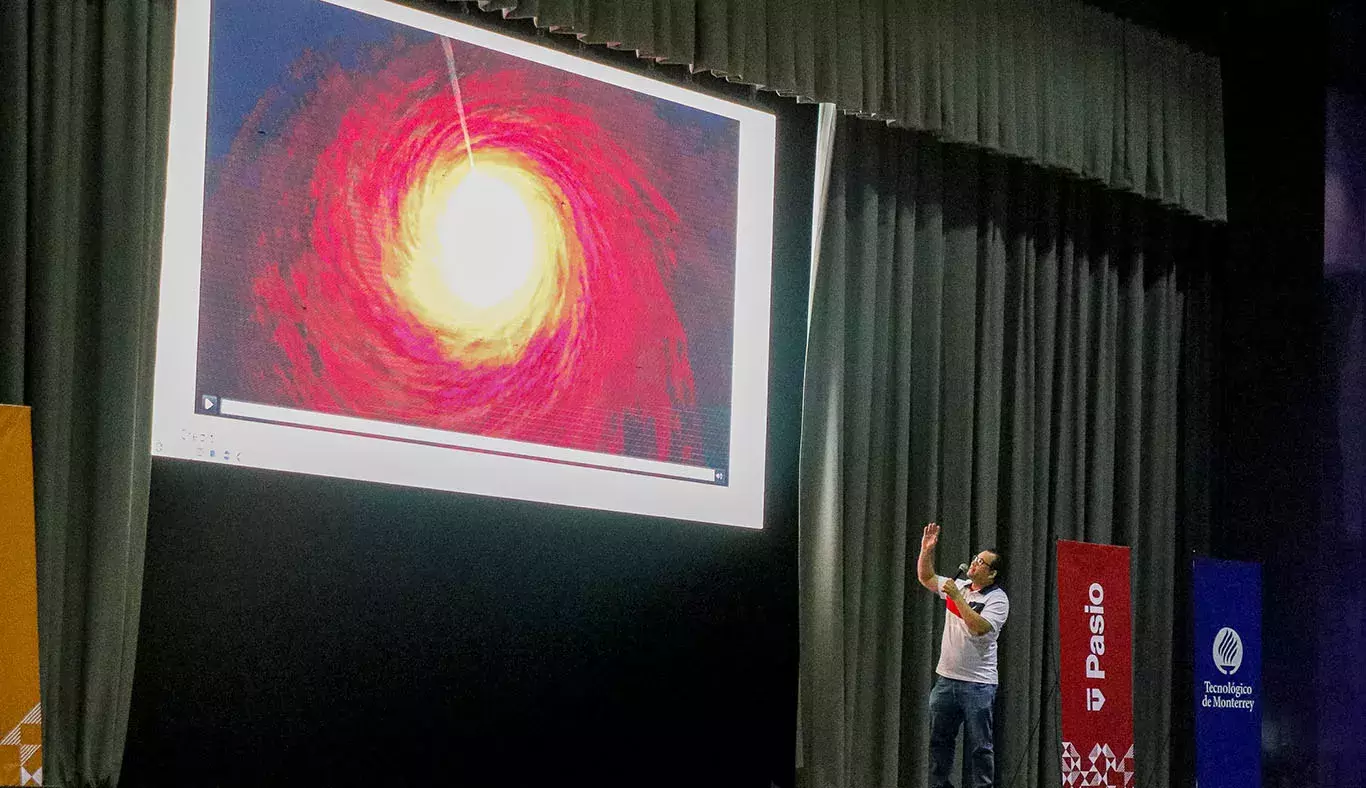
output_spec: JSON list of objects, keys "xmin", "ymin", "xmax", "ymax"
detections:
[
  {"xmin": 1213, "ymin": 627, "xmax": 1244, "ymax": 675},
  {"xmin": 1193, "ymin": 558, "xmax": 1262, "ymax": 788}
]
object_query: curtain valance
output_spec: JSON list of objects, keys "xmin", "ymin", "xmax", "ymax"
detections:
[{"xmin": 459, "ymin": 0, "xmax": 1225, "ymax": 220}]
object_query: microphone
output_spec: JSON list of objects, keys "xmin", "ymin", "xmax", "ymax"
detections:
[{"xmin": 953, "ymin": 562, "xmax": 969, "ymax": 581}]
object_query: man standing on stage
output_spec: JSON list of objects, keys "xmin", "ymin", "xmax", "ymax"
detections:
[{"xmin": 918, "ymin": 522, "xmax": 1010, "ymax": 788}]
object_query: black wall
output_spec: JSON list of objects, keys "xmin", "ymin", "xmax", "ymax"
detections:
[
  {"xmin": 1081, "ymin": 2, "xmax": 1349, "ymax": 784},
  {"xmin": 120, "ymin": 18, "xmax": 815, "ymax": 786},
  {"xmin": 1322, "ymin": 85, "xmax": 1366, "ymax": 788},
  {"xmin": 1219, "ymin": 2, "xmax": 1349, "ymax": 787},
  {"xmin": 1094, "ymin": 0, "xmax": 1361, "ymax": 784}
]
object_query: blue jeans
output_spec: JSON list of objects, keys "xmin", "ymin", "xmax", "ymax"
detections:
[{"xmin": 928, "ymin": 676, "xmax": 997, "ymax": 788}]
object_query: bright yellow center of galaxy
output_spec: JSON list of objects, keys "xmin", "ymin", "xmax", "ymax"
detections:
[
  {"xmin": 433, "ymin": 166, "xmax": 537, "ymax": 308},
  {"xmin": 387, "ymin": 148, "xmax": 576, "ymax": 367}
]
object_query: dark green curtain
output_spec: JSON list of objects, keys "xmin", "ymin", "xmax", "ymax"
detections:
[
  {"xmin": 463, "ymin": 0, "xmax": 1226, "ymax": 220},
  {"xmin": 0, "ymin": 2, "xmax": 174, "ymax": 785},
  {"xmin": 797, "ymin": 116, "xmax": 1217, "ymax": 788}
]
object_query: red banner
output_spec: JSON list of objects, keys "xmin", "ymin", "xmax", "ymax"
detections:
[{"xmin": 1056, "ymin": 540, "xmax": 1134, "ymax": 787}]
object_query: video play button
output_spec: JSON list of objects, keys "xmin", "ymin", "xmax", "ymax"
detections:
[{"xmin": 200, "ymin": 395, "xmax": 219, "ymax": 413}]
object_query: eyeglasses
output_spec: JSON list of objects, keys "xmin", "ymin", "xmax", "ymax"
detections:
[{"xmin": 971, "ymin": 555, "xmax": 996, "ymax": 569}]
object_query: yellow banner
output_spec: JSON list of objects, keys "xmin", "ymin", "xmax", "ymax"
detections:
[{"xmin": 0, "ymin": 405, "xmax": 42, "ymax": 787}]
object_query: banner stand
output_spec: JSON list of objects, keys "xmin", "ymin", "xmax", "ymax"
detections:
[
  {"xmin": 1057, "ymin": 540, "xmax": 1135, "ymax": 787},
  {"xmin": 1192, "ymin": 557, "xmax": 1262, "ymax": 788}
]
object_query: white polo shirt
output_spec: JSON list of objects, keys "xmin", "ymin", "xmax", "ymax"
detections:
[{"xmin": 933, "ymin": 576, "xmax": 1010, "ymax": 685}]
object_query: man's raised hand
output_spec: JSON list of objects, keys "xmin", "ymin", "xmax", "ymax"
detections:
[{"xmin": 921, "ymin": 522, "xmax": 940, "ymax": 552}]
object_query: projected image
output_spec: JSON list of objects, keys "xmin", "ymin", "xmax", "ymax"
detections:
[
  {"xmin": 154, "ymin": 0, "xmax": 775, "ymax": 527},
  {"xmin": 197, "ymin": 0, "xmax": 738, "ymax": 478}
]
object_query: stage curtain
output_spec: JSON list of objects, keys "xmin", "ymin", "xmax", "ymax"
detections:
[
  {"xmin": 460, "ymin": 0, "xmax": 1225, "ymax": 221},
  {"xmin": 0, "ymin": 2, "xmax": 174, "ymax": 785},
  {"xmin": 796, "ymin": 115, "xmax": 1218, "ymax": 788}
]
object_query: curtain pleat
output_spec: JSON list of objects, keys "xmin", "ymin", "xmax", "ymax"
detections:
[
  {"xmin": 798, "ymin": 116, "xmax": 1215, "ymax": 788},
  {"xmin": 477, "ymin": 0, "xmax": 696, "ymax": 63},
  {"xmin": 459, "ymin": 0, "xmax": 1226, "ymax": 219},
  {"xmin": 0, "ymin": 2, "xmax": 173, "ymax": 785}
]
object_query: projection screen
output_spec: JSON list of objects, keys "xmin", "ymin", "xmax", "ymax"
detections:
[{"xmin": 151, "ymin": 0, "xmax": 777, "ymax": 528}]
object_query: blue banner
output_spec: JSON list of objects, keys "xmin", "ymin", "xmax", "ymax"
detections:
[{"xmin": 1193, "ymin": 557, "xmax": 1262, "ymax": 788}]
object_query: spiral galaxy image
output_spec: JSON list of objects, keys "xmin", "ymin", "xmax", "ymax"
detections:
[{"xmin": 197, "ymin": 0, "xmax": 741, "ymax": 471}]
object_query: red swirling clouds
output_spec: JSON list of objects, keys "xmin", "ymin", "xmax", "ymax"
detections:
[{"xmin": 204, "ymin": 36, "xmax": 705, "ymax": 463}]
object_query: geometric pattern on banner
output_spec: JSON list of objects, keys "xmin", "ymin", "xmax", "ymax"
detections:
[
  {"xmin": 0, "ymin": 703, "xmax": 42, "ymax": 786},
  {"xmin": 1060, "ymin": 741, "xmax": 1135, "ymax": 787}
]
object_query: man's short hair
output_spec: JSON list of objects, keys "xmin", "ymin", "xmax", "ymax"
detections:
[{"xmin": 982, "ymin": 548, "xmax": 1004, "ymax": 580}]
